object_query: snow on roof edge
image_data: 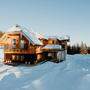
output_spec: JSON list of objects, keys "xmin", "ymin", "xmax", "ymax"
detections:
[{"xmin": 6, "ymin": 24, "xmax": 43, "ymax": 45}]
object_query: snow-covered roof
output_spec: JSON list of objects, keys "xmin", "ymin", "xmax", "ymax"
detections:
[
  {"xmin": 6, "ymin": 24, "xmax": 43, "ymax": 45},
  {"xmin": 58, "ymin": 35, "xmax": 70, "ymax": 40},
  {"xmin": 35, "ymin": 33, "xmax": 45, "ymax": 39},
  {"xmin": 44, "ymin": 35, "xmax": 70, "ymax": 41},
  {"xmin": 42, "ymin": 44, "xmax": 62, "ymax": 50}
]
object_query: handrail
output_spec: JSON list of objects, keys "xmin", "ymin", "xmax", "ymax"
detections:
[{"xmin": 4, "ymin": 48, "xmax": 35, "ymax": 54}]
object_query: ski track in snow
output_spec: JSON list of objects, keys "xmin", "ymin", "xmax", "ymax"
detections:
[{"xmin": 0, "ymin": 49, "xmax": 90, "ymax": 90}]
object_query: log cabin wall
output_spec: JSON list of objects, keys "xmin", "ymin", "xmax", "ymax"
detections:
[
  {"xmin": 4, "ymin": 32, "xmax": 37, "ymax": 63},
  {"xmin": 48, "ymin": 38, "xmax": 59, "ymax": 45},
  {"xmin": 6, "ymin": 33, "xmax": 20, "ymax": 49},
  {"xmin": 39, "ymin": 39, "xmax": 48, "ymax": 46},
  {"xmin": 5, "ymin": 32, "xmax": 30, "ymax": 50},
  {"xmin": 39, "ymin": 38, "xmax": 68, "ymax": 50}
]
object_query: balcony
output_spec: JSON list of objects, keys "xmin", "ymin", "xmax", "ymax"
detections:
[{"xmin": 4, "ymin": 47, "xmax": 35, "ymax": 54}]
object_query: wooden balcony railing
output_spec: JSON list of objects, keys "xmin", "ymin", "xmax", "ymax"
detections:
[{"xmin": 4, "ymin": 48, "xmax": 35, "ymax": 54}]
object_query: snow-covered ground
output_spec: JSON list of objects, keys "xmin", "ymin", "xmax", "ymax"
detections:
[{"xmin": 0, "ymin": 49, "xmax": 90, "ymax": 90}]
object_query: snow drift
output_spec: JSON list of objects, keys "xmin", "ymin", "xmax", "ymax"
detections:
[{"xmin": 0, "ymin": 49, "xmax": 90, "ymax": 90}]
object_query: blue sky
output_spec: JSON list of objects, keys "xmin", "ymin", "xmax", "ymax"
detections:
[{"xmin": 0, "ymin": 0, "xmax": 90, "ymax": 45}]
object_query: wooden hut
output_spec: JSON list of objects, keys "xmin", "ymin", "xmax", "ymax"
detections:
[{"xmin": 0, "ymin": 25, "xmax": 43, "ymax": 65}]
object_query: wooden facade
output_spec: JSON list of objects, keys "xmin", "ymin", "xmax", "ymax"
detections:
[
  {"xmin": 39, "ymin": 37, "xmax": 69, "ymax": 62},
  {"xmin": 39, "ymin": 37, "xmax": 69, "ymax": 50},
  {"xmin": 3, "ymin": 31, "xmax": 37, "ymax": 64},
  {"xmin": 0, "ymin": 25, "xmax": 70, "ymax": 65}
]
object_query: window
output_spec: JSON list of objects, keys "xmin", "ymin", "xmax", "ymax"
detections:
[
  {"xmin": 20, "ymin": 40, "xmax": 25, "ymax": 49},
  {"xmin": 12, "ymin": 39, "xmax": 16, "ymax": 49}
]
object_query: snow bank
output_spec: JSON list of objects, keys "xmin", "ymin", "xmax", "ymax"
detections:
[
  {"xmin": 0, "ymin": 49, "xmax": 90, "ymax": 90},
  {"xmin": 0, "ymin": 49, "xmax": 4, "ymax": 62}
]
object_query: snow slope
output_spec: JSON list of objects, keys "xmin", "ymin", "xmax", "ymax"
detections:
[{"xmin": 0, "ymin": 49, "xmax": 90, "ymax": 90}]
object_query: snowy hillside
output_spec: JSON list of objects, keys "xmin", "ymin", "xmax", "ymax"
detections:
[{"xmin": 0, "ymin": 49, "xmax": 90, "ymax": 90}]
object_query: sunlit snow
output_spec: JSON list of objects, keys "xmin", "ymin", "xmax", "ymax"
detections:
[{"xmin": 0, "ymin": 49, "xmax": 90, "ymax": 90}]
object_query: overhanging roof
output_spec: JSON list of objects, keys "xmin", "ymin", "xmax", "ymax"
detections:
[{"xmin": 5, "ymin": 24, "xmax": 43, "ymax": 45}]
